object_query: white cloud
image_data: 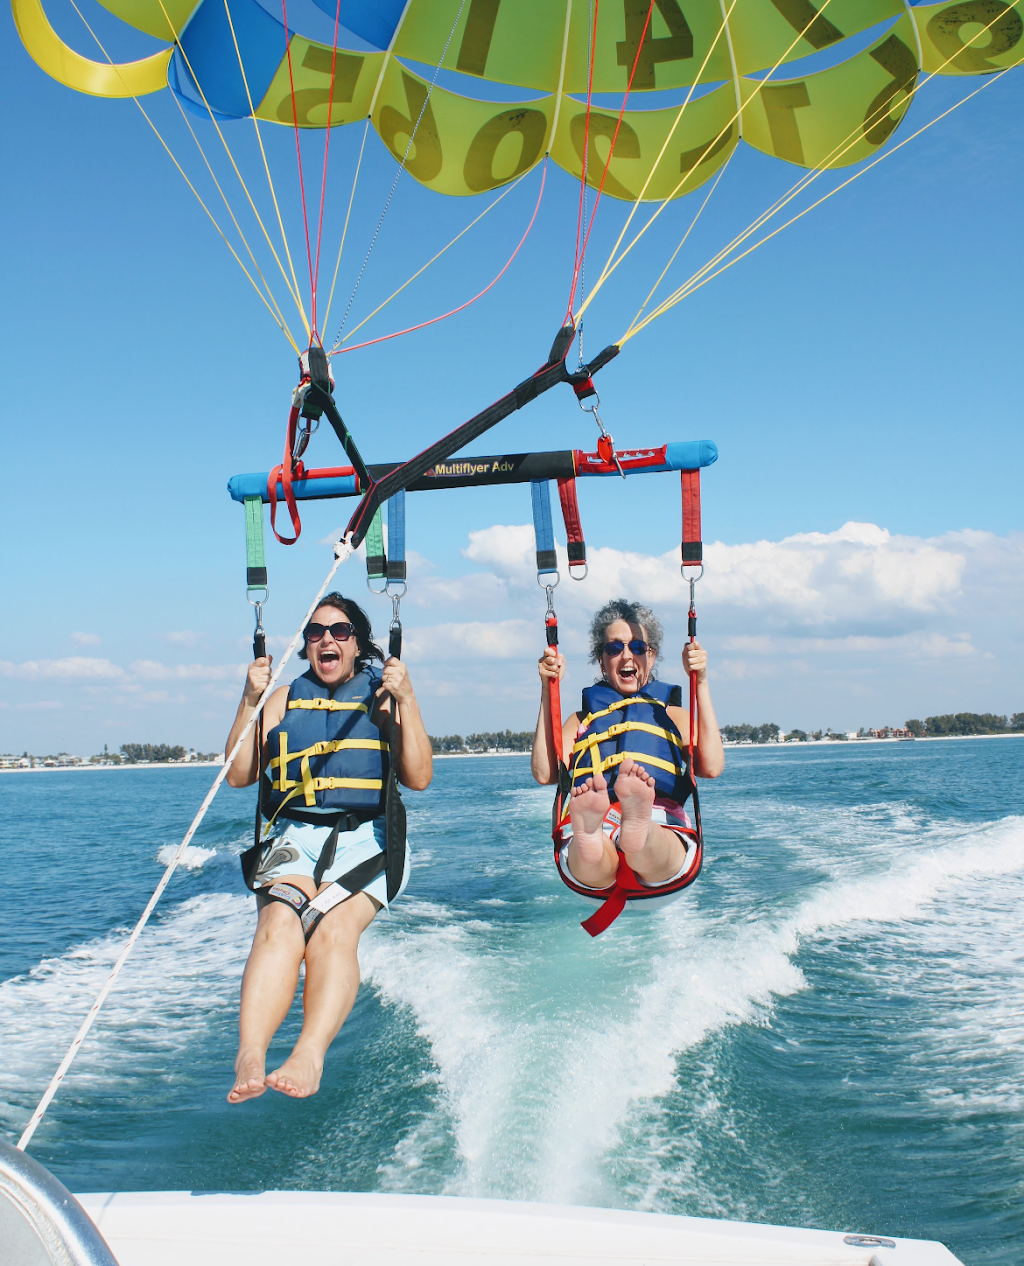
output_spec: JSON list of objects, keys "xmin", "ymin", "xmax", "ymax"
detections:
[
  {"xmin": 129, "ymin": 661, "xmax": 245, "ymax": 682},
  {"xmin": 70, "ymin": 631, "xmax": 101, "ymax": 646},
  {"xmin": 163, "ymin": 631, "xmax": 206, "ymax": 647},
  {"xmin": 0, "ymin": 657, "xmax": 125, "ymax": 681}
]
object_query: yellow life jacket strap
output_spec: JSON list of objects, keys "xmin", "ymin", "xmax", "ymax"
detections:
[
  {"xmin": 577, "ymin": 694, "xmax": 662, "ymax": 730},
  {"xmin": 572, "ymin": 720, "xmax": 684, "ymax": 756},
  {"xmin": 572, "ymin": 749, "xmax": 681, "ymax": 780},
  {"xmin": 287, "ymin": 698, "xmax": 370, "ymax": 713},
  {"xmin": 268, "ymin": 737, "xmax": 389, "ymax": 772}
]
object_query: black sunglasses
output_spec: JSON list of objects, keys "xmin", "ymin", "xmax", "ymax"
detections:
[
  {"xmin": 604, "ymin": 639, "xmax": 650, "ymax": 657},
  {"xmin": 306, "ymin": 621, "xmax": 356, "ymax": 643}
]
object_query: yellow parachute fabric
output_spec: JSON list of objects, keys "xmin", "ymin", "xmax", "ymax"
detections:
[{"xmin": 12, "ymin": 0, "xmax": 1024, "ymax": 196}]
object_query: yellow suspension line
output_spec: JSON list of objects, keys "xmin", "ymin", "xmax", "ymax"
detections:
[
  {"xmin": 170, "ymin": 93, "xmax": 298, "ymax": 345},
  {"xmin": 221, "ymin": 0, "xmax": 310, "ymax": 341},
  {"xmin": 626, "ymin": 153, "xmax": 734, "ymax": 333},
  {"xmin": 155, "ymin": 0, "xmax": 310, "ymax": 340},
  {"xmin": 336, "ymin": 170, "xmax": 530, "ymax": 346},
  {"xmin": 622, "ymin": 56, "xmax": 1024, "ymax": 344},
  {"xmin": 61, "ymin": 0, "xmax": 299, "ymax": 351},
  {"xmin": 580, "ymin": 0, "xmax": 739, "ymax": 314},
  {"xmin": 576, "ymin": 0, "xmax": 845, "ymax": 323},
  {"xmin": 620, "ymin": 1, "xmax": 1024, "ymax": 341},
  {"xmin": 321, "ymin": 117, "xmax": 371, "ymax": 341}
]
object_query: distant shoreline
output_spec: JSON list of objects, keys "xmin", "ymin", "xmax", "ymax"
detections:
[
  {"xmin": 0, "ymin": 761, "xmax": 225, "ymax": 774},
  {"xmin": 723, "ymin": 732, "xmax": 1024, "ymax": 750},
  {"xmin": 3, "ymin": 732, "xmax": 1020, "ymax": 774}
]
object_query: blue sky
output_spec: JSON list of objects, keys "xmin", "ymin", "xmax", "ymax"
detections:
[{"xmin": 2, "ymin": 3, "xmax": 1022, "ymax": 754}]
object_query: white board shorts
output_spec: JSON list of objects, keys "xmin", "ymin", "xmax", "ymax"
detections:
[{"xmin": 252, "ymin": 816, "xmax": 410, "ymax": 911}]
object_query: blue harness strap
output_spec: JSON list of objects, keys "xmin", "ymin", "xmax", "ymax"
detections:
[
  {"xmin": 531, "ymin": 479, "xmax": 557, "ymax": 576},
  {"xmin": 387, "ymin": 489, "xmax": 406, "ymax": 583}
]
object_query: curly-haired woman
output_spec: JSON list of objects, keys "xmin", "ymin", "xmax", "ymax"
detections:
[{"xmin": 532, "ymin": 598, "xmax": 723, "ymax": 900}]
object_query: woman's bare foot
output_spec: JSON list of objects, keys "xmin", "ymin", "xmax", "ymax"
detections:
[
  {"xmin": 266, "ymin": 1048, "xmax": 323, "ymax": 1099},
  {"xmin": 615, "ymin": 759, "xmax": 657, "ymax": 856},
  {"xmin": 228, "ymin": 1048, "xmax": 267, "ymax": 1103},
  {"xmin": 570, "ymin": 772, "xmax": 610, "ymax": 864}
]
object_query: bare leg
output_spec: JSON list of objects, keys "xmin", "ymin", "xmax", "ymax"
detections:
[
  {"xmin": 228, "ymin": 887, "xmax": 311, "ymax": 1103},
  {"xmin": 265, "ymin": 891, "xmax": 380, "ymax": 1099},
  {"xmin": 615, "ymin": 759, "xmax": 686, "ymax": 884},
  {"xmin": 567, "ymin": 772, "xmax": 619, "ymax": 888}
]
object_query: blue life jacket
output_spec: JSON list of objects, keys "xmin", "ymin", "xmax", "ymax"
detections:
[
  {"xmin": 262, "ymin": 668, "xmax": 388, "ymax": 826},
  {"xmin": 572, "ymin": 678, "xmax": 691, "ymax": 805}
]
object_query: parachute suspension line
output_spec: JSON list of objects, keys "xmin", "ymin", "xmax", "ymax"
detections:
[
  {"xmin": 624, "ymin": 55, "xmax": 1024, "ymax": 342},
  {"xmin": 627, "ymin": 152, "xmax": 733, "ymax": 334},
  {"xmin": 160, "ymin": 0, "xmax": 310, "ymax": 338},
  {"xmin": 622, "ymin": 14, "xmax": 1024, "ymax": 344},
  {"xmin": 15, "ymin": 536, "xmax": 356, "ymax": 1153},
  {"xmin": 565, "ymin": 0, "xmax": 599, "ymax": 324},
  {"xmin": 59, "ymin": 0, "xmax": 298, "ymax": 352},
  {"xmin": 576, "ymin": 0, "xmax": 738, "ymax": 323},
  {"xmin": 572, "ymin": 0, "xmax": 655, "ymax": 304},
  {"xmin": 321, "ymin": 118, "xmax": 371, "ymax": 338},
  {"xmin": 280, "ymin": 0, "xmax": 316, "ymax": 335},
  {"xmin": 220, "ymin": 0, "xmax": 309, "ymax": 336},
  {"xmin": 311, "ymin": 0, "xmax": 345, "ymax": 340},
  {"xmin": 169, "ymin": 93, "xmax": 298, "ymax": 347},
  {"xmin": 333, "ymin": 161, "xmax": 548, "ymax": 357},
  {"xmin": 576, "ymin": 0, "xmax": 595, "ymax": 368},
  {"xmin": 330, "ymin": 0, "xmax": 470, "ymax": 352},
  {"xmin": 576, "ymin": 0, "xmax": 841, "ymax": 323},
  {"xmin": 337, "ymin": 171, "xmax": 529, "ymax": 347}
]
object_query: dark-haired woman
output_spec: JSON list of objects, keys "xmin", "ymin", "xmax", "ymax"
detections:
[
  {"xmin": 532, "ymin": 598, "xmax": 723, "ymax": 900},
  {"xmin": 223, "ymin": 593, "xmax": 431, "ymax": 1103}
]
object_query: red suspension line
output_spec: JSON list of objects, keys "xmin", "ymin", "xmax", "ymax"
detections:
[
  {"xmin": 568, "ymin": 0, "xmax": 656, "ymax": 320},
  {"xmin": 565, "ymin": 0, "xmax": 600, "ymax": 323},
  {"xmin": 281, "ymin": 0, "xmax": 315, "ymax": 340},
  {"xmin": 333, "ymin": 161, "xmax": 548, "ymax": 357},
  {"xmin": 311, "ymin": 0, "xmax": 344, "ymax": 339}
]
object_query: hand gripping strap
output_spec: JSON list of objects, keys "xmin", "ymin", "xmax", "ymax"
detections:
[{"xmin": 681, "ymin": 469, "xmax": 702, "ymax": 565}]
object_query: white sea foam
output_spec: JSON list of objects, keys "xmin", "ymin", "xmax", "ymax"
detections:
[
  {"xmin": 156, "ymin": 843, "xmax": 217, "ymax": 870},
  {"xmin": 0, "ymin": 893, "xmax": 253, "ymax": 1130},
  {"xmin": 365, "ymin": 809, "xmax": 1024, "ymax": 1207}
]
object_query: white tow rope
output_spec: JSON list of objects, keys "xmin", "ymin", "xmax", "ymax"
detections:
[{"xmin": 16, "ymin": 538, "xmax": 355, "ymax": 1151}]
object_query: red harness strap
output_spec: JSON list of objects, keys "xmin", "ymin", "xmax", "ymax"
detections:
[
  {"xmin": 680, "ymin": 468, "xmax": 702, "ymax": 566},
  {"xmin": 556, "ymin": 475, "xmax": 586, "ymax": 574},
  {"xmin": 268, "ymin": 405, "xmax": 304, "ymax": 545}
]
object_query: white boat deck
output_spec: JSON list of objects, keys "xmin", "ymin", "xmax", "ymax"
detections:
[{"xmin": 76, "ymin": 1190, "xmax": 964, "ymax": 1266}]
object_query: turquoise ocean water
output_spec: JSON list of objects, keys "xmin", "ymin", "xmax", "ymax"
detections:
[{"xmin": 1, "ymin": 740, "xmax": 1022, "ymax": 1264}]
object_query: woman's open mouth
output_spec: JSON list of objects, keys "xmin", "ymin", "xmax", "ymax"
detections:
[{"xmin": 319, "ymin": 648, "xmax": 340, "ymax": 668}]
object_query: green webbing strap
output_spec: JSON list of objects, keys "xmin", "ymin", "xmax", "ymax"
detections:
[
  {"xmin": 365, "ymin": 505, "xmax": 386, "ymax": 583},
  {"xmin": 245, "ymin": 496, "xmax": 268, "ymax": 592}
]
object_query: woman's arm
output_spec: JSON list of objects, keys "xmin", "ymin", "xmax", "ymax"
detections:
[
  {"xmin": 224, "ymin": 658, "xmax": 288, "ymax": 787},
  {"xmin": 376, "ymin": 658, "xmax": 432, "ymax": 791},
  {"xmin": 670, "ymin": 639, "xmax": 725, "ymax": 779}
]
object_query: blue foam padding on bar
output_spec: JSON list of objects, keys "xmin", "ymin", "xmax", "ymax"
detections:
[
  {"xmin": 227, "ymin": 472, "xmax": 359, "ymax": 503},
  {"xmin": 664, "ymin": 441, "xmax": 718, "ymax": 470},
  {"xmin": 530, "ymin": 479, "xmax": 555, "ymax": 555}
]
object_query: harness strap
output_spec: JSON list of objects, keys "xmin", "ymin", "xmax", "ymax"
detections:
[
  {"xmin": 268, "ymin": 406, "xmax": 304, "ymax": 545},
  {"xmin": 365, "ymin": 505, "xmax": 387, "ymax": 584},
  {"xmin": 681, "ymin": 468, "xmax": 702, "ymax": 566},
  {"xmin": 530, "ymin": 479, "xmax": 557, "ymax": 575},
  {"xmin": 572, "ymin": 720, "xmax": 685, "ymax": 754},
  {"xmin": 244, "ymin": 496, "xmax": 268, "ymax": 592},
  {"xmin": 556, "ymin": 475, "xmax": 586, "ymax": 575},
  {"xmin": 387, "ymin": 490, "xmax": 406, "ymax": 583}
]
